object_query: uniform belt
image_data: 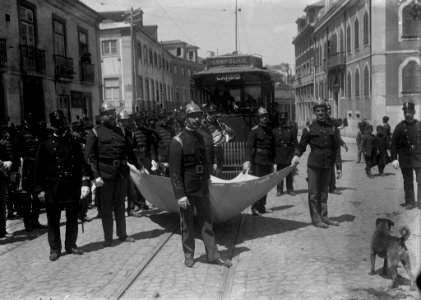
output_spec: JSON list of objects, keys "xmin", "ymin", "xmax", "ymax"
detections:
[
  {"xmin": 57, "ymin": 171, "xmax": 73, "ymax": 178},
  {"xmin": 312, "ymin": 148, "xmax": 332, "ymax": 157},
  {"xmin": 276, "ymin": 144, "xmax": 293, "ymax": 148},
  {"xmin": 256, "ymin": 148, "xmax": 269, "ymax": 153},
  {"xmin": 185, "ymin": 164, "xmax": 204, "ymax": 174},
  {"xmin": 99, "ymin": 158, "xmax": 127, "ymax": 167}
]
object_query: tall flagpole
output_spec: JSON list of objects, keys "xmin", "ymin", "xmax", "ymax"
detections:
[{"xmin": 235, "ymin": 0, "xmax": 238, "ymax": 53}]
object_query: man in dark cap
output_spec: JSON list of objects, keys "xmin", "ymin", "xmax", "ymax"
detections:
[
  {"xmin": 85, "ymin": 102, "xmax": 144, "ymax": 247},
  {"xmin": 34, "ymin": 110, "xmax": 91, "ymax": 261},
  {"xmin": 390, "ymin": 102, "xmax": 421, "ymax": 210},
  {"xmin": 243, "ymin": 107, "xmax": 275, "ymax": 215},
  {"xmin": 169, "ymin": 101, "xmax": 232, "ymax": 268},
  {"xmin": 273, "ymin": 112, "xmax": 297, "ymax": 196},
  {"xmin": 291, "ymin": 100, "xmax": 343, "ymax": 228}
]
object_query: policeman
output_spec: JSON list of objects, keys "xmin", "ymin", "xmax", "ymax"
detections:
[
  {"xmin": 34, "ymin": 110, "xmax": 91, "ymax": 261},
  {"xmin": 153, "ymin": 111, "xmax": 174, "ymax": 176},
  {"xmin": 16, "ymin": 112, "xmax": 47, "ymax": 232},
  {"xmin": 391, "ymin": 102, "xmax": 421, "ymax": 210},
  {"xmin": 85, "ymin": 102, "xmax": 143, "ymax": 247},
  {"xmin": 243, "ymin": 107, "xmax": 274, "ymax": 216},
  {"xmin": 273, "ymin": 112, "xmax": 297, "ymax": 196},
  {"xmin": 291, "ymin": 100, "xmax": 343, "ymax": 228},
  {"xmin": 169, "ymin": 101, "xmax": 232, "ymax": 268}
]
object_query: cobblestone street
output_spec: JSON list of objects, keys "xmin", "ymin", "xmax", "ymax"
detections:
[{"xmin": 0, "ymin": 142, "xmax": 420, "ymax": 300}]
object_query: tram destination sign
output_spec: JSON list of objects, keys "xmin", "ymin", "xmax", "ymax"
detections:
[
  {"xmin": 206, "ymin": 55, "xmax": 263, "ymax": 68},
  {"xmin": 216, "ymin": 74, "xmax": 241, "ymax": 82}
]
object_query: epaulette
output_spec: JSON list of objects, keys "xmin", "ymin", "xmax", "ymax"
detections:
[{"xmin": 252, "ymin": 125, "xmax": 259, "ymax": 130}]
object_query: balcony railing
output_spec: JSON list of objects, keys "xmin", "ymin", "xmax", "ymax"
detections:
[
  {"xmin": 327, "ymin": 52, "xmax": 346, "ymax": 70},
  {"xmin": 0, "ymin": 38, "xmax": 6, "ymax": 70},
  {"xmin": 80, "ymin": 62, "xmax": 94, "ymax": 82},
  {"xmin": 54, "ymin": 55, "xmax": 74, "ymax": 78},
  {"xmin": 20, "ymin": 45, "xmax": 46, "ymax": 75}
]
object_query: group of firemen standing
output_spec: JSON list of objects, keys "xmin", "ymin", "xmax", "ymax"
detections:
[{"xmin": 0, "ymin": 98, "xmax": 420, "ymax": 266}]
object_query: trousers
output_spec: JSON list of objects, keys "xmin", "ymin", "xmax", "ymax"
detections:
[
  {"xmin": 401, "ymin": 167, "xmax": 421, "ymax": 205},
  {"xmin": 99, "ymin": 177, "xmax": 129, "ymax": 242},
  {"xmin": 179, "ymin": 194, "xmax": 219, "ymax": 262},
  {"xmin": 276, "ymin": 163, "xmax": 293, "ymax": 192},
  {"xmin": 307, "ymin": 166, "xmax": 332, "ymax": 223},
  {"xmin": 251, "ymin": 164, "xmax": 272, "ymax": 211}
]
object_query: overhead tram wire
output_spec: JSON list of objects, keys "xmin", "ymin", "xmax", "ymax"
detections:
[{"xmin": 239, "ymin": 11, "xmax": 251, "ymax": 54}]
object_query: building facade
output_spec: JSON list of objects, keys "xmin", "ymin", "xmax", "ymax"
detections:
[
  {"xmin": 293, "ymin": 0, "xmax": 421, "ymax": 136},
  {"xmin": 0, "ymin": 0, "xmax": 103, "ymax": 125},
  {"xmin": 99, "ymin": 12, "xmax": 205, "ymax": 114}
]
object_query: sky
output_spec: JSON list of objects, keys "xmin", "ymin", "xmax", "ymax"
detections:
[{"xmin": 81, "ymin": 0, "xmax": 312, "ymax": 68}]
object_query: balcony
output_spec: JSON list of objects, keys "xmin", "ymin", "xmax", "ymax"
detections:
[
  {"xmin": 0, "ymin": 38, "xmax": 6, "ymax": 70},
  {"xmin": 327, "ymin": 52, "xmax": 346, "ymax": 71},
  {"xmin": 80, "ymin": 62, "xmax": 94, "ymax": 83},
  {"xmin": 54, "ymin": 55, "xmax": 74, "ymax": 79},
  {"xmin": 20, "ymin": 45, "xmax": 46, "ymax": 75}
]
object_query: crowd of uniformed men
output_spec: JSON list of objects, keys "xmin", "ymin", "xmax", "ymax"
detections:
[{"xmin": 0, "ymin": 98, "xmax": 420, "ymax": 266}]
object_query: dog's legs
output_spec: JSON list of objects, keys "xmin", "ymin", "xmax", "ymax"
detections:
[
  {"xmin": 369, "ymin": 252, "xmax": 376, "ymax": 275},
  {"xmin": 402, "ymin": 259, "xmax": 416, "ymax": 291},
  {"xmin": 388, "ymin": 265, "xmax": 398, "ymax": 289},
  {"xmin": 381, "ymin": 258, "xmax": 388, "ymax": 275}
]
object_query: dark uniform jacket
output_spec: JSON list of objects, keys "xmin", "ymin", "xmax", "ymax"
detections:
[
  {"xmin": 272, "ymin": 124, "xmax": 298, "ymax": 164},
  {"xmin": 155, "ymin": 125, "xmax": 174, "ymax": 160},
  {"xmin": 33, "ymin": 133, "xmax": 90, "ymax": 203},
  {"xmin": 169, "ymin": 128, "xmax": 210, "ymax": 199},
  {"xmin": 196, "ymin": 126, "xmax": 215, "ymax": 172},
  {"xmin": 85, "ymin": 123, "xmax": 140, "ymax": 181},
  {"xmin": 361, "ymin": 133, "xmax": 376, "ymax": 157},
  {"xmin": 295, "ymin": 120, "xmax": 342, "ymax": 170},
  {"xmin": 132, "ymin": 126, "xmax": 157, "ymax": 161},
  {"xmin": 391, "ymin": 119, "xmax": 421, "ymax": 168},
  {"xmin": 245, "ymin": 124, "xmax": 274, "ymax": 166}
]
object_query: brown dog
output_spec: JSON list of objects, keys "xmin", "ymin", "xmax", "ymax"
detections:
[{"xmin": 369, "ymin": 218, "xmax": 415, "ymax": 290}]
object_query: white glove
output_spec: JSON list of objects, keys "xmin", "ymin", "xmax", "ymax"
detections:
[
  {"xmin": 151, "ymin": 160, "xmax": 158, "ymax": 171},
  {"xmin": 243, "ymin": 161, "xmax": 251, "ymax": 171},
  {"xmin": 392, "ymin": 160, "xmax": 399, "ymax": 170},
  {"xmin": 38, "ymin": 191, "xmax": 46, "ymax": 203},
  {"xmin": 2, "ymin": 161, "xmax": 12, "ymax": 169},
  {"xmin": 94, "ymin": 177, "xmax": 104, "ymax": 187},
  {"xmin": 291, "ymin": 155, "xmax": 300, "ymax": 166},
  {"xmin": 81, "ymin": 186, "xmax": 90, "ymax": 199},
  {"xmin": 213, "ymin": 163, "xmax": 218, "ymax": 172},
  {"xmin": 273, "ymin": 164, "xmax": 277, "ymax": 172},
  {"xmin": 177, "ymin": 196, "xmax": 190, "ymax": 210}
]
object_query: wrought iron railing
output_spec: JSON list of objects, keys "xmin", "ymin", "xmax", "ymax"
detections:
[
  {"xmin": 80, "ymin": 62, "xmax": 94, "ymax": 82},
  {"xmin": 20, "ymin": 45, "xmax": 46, "ymax": 74},
  {"xmin": 327, "ymin": 52, "xmax": 346, "ymax": 70},
  {"xmin": 54, "ymin": 54, "xmax": 74, "ymax": 78}
]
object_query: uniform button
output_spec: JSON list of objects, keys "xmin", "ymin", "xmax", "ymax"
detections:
[{"xmin": 56, "ymin": 156, "xmax": 59, "ymax": 160}]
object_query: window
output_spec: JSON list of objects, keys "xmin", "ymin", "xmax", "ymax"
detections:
[
  {"xmin": 138, "ymin": 76, "xmax": 143, "ymax": 99},
  {"xmin": 189, "ymin": 51, "xmax": 194, "ymax": 60},
  {"xmin": 181, "ymin": 67, "xmax": 185, "ymax": 76},
  {"xmin": 347, "ymin": 71, "xmax": 352, "ymax": 99},
  {"xmin": 363, "ymin": 66, "xmax": 370, "ymax": 96},
  {"xmin": 143, "ymin": 45, "xmax": 148, "ymax": 64},
  {"xmin": 78, "ymin": 29, "xmax": 88, "ymax": 59},
  {"xmin": 355, "ymin": 69, "xmax": 360, "ymax": 98},
  {"xmin": 363, "ymin": 12, "xmax": 369, "ymax": 45},
  {"xmin": 149, "ymin": 48, "xmax": 153, "ymax": 65},
  {"xmin": 354, "ymin": 18, "xmax": 359, "ymax": 50},
  {"xmin": 340, "ymin": 29, "xmax": 344, "ymax": 52},
  {"xmin": 137, "ymin": 42, "xmax": 142, "ymax": 61},
  {"xmin": 402, "ymin": 4, "xmax": 421, "ymax": 38},
  {"xmin": 54, "ymin": 19, "xmax": 66, "ymax": 55},
  {"xmin": 176, "ymin": 47, "xmax": 182, "ymax": 56},
  {"xmin": 102, "ymin": 40, "xmax": 117, "ymax": 56},
  {"xmin": 154, "ymin": 52, "xmax": 157, "ymax": 68},
  {"xmin": 145, "ymin": 78, "xmax": 150, "ymax": 100},
  {"xmin": 346, "ymin": 25, "xmax": 351, "ymax": 53},
  {"xmin": 174, "ymin": 65, "xmax": 178, "ymax": 75},
  {"xmin": 20, "ymin": 6, "xmax": 35, "ymax": 46},
  {"xmin": 151, "ymin": 79, "xmax": 154, "ymax": 100},
  {"xmin": 402, "ymin": 60, "xmax": 421, "ymax": 94},
  {"xmin": 104, "ymin": 78, "xmax": 120, "ymax": 104}
]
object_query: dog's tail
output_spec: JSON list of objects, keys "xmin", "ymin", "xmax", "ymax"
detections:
[{"xmin": 399, "ymin": 226, "xmax": 411, "ymax": 242}]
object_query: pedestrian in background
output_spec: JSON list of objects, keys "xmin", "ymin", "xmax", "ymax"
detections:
[
  {"xmin": 391, "ymin": 102, "xmax": 421, "ymax": 210},
  {"xmin": 85, "ymin": 103, "xmax": 143, "ymax": 247},
  {"xmin": 34, "ymin": 110, "xmax": 91, "ymax": 261},
  {"xmin": 243, "ymin": 107, "xmax": 274, "ymax": 216},
  {"xmin": 356, "ymin": 122, "xmax": 365, "ymax": 163},
  {"xmin": 382, "ymin": 115, "xmax": 392, "ymax": 143},
  {"xmin": 273, "ymin": 111, "xmax": 297, "ymax": 197},
  {"xmin": 361, "ymin": 125, "xmax": 376, "ymax": 178},
  {"xmin": 169, "ymin": 102, "xmax": 232, "ymax": 268},
  {"xmin": 0, "ymin": 141, "xmax": 13, "ymax": 239},
  {"xmin": 374, "ymin": 125, "xmax": 389, "ymax": 176},
  {"xmin": 291, "ymin": 100, "xmax": 342, "ymax": 229}
]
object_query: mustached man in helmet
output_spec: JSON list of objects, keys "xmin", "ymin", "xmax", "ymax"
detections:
[
  {"xmin": 273, "ymin": 112, "xmax": 298, "ymax": 197},
  {"xmin": 243, "ymin": 106, "xmax": 275, "ymax": 216},
  {"xmin": 391, "ymin": 101, "xmax": 421, "ymax": 210},
  {"xmin": 169, "ymin": 101, "xmax": 232, "ymax": 268},
  {"xmin": 33, "ymin": 110, "xmax": 91, "ymax": 261},
  {"xmin": 291, "ymin": 100, "xmax": 343, "ymax": 228},
  {"xmin": 85, "ymin": 102, "xmax": 144, "ymax": 247}
]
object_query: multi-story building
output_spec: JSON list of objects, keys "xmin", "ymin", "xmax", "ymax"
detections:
[
  {"xmin": 293, "ymin": 0, "xmax": 421, "ymax": 136},
  {"xmin": 99, "ymin": 12, "xmax": 204, "ymax": 114},
  {"xmin": 0, "ymin": 0, "xmax": 103, "ymax": 125}
]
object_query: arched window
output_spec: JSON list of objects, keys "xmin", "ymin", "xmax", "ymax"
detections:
[
  {"xmin": 319, "ymin": 82, "xmax": 323, "ymax": 99},
  {"xmin": 355, "ymin": 69, "xmax": 360, "ymax": 98},
  {"xmin": 340, "ymin": 29, "xmax": 344, "ymax": 52},
  {"xmin": 354, "ymin": 18, "xmax": 359, "ymax": 50},
  {"xmin": 402, "ymin": 4, "xmax": 421, "ymax": 38},
  {"xmin": 363, "ymin": 12, "xmax": 369, "ymax": 45},
  {"xmin": 347, "ymin": 71, "xmax": 352, "ymax": 99},
  {"xmin": 346, "ymin": 25, "xmax": 351, "ymax": 53},
  {"xmin": 402, "ymin": 60, "xmax": 421, "ymax": 94},
  {"xmin": 363, "ymin": 65, "xmax": 370, "ymax": 96}
]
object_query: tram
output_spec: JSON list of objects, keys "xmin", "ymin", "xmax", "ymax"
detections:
[{"xmin": 192, "ymin": 53, "xmax": 274, "ymax": 142}]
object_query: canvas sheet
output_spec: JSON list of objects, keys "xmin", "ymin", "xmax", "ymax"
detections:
[{"xmin": 129, "ymin": 164, "xmax": 295, "ymax": 223}]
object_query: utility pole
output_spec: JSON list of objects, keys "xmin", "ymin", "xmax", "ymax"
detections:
[
  {"xmin": 234, "ymin": 0, "xmax": 241, "ymax": 53},
  {"xmin": 289, "ymin": 68, "xmax": 293, "ymax": 122},
  {"xmin": 130, "ymin": 7, "xmax": 137, "ymax": 113}
]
